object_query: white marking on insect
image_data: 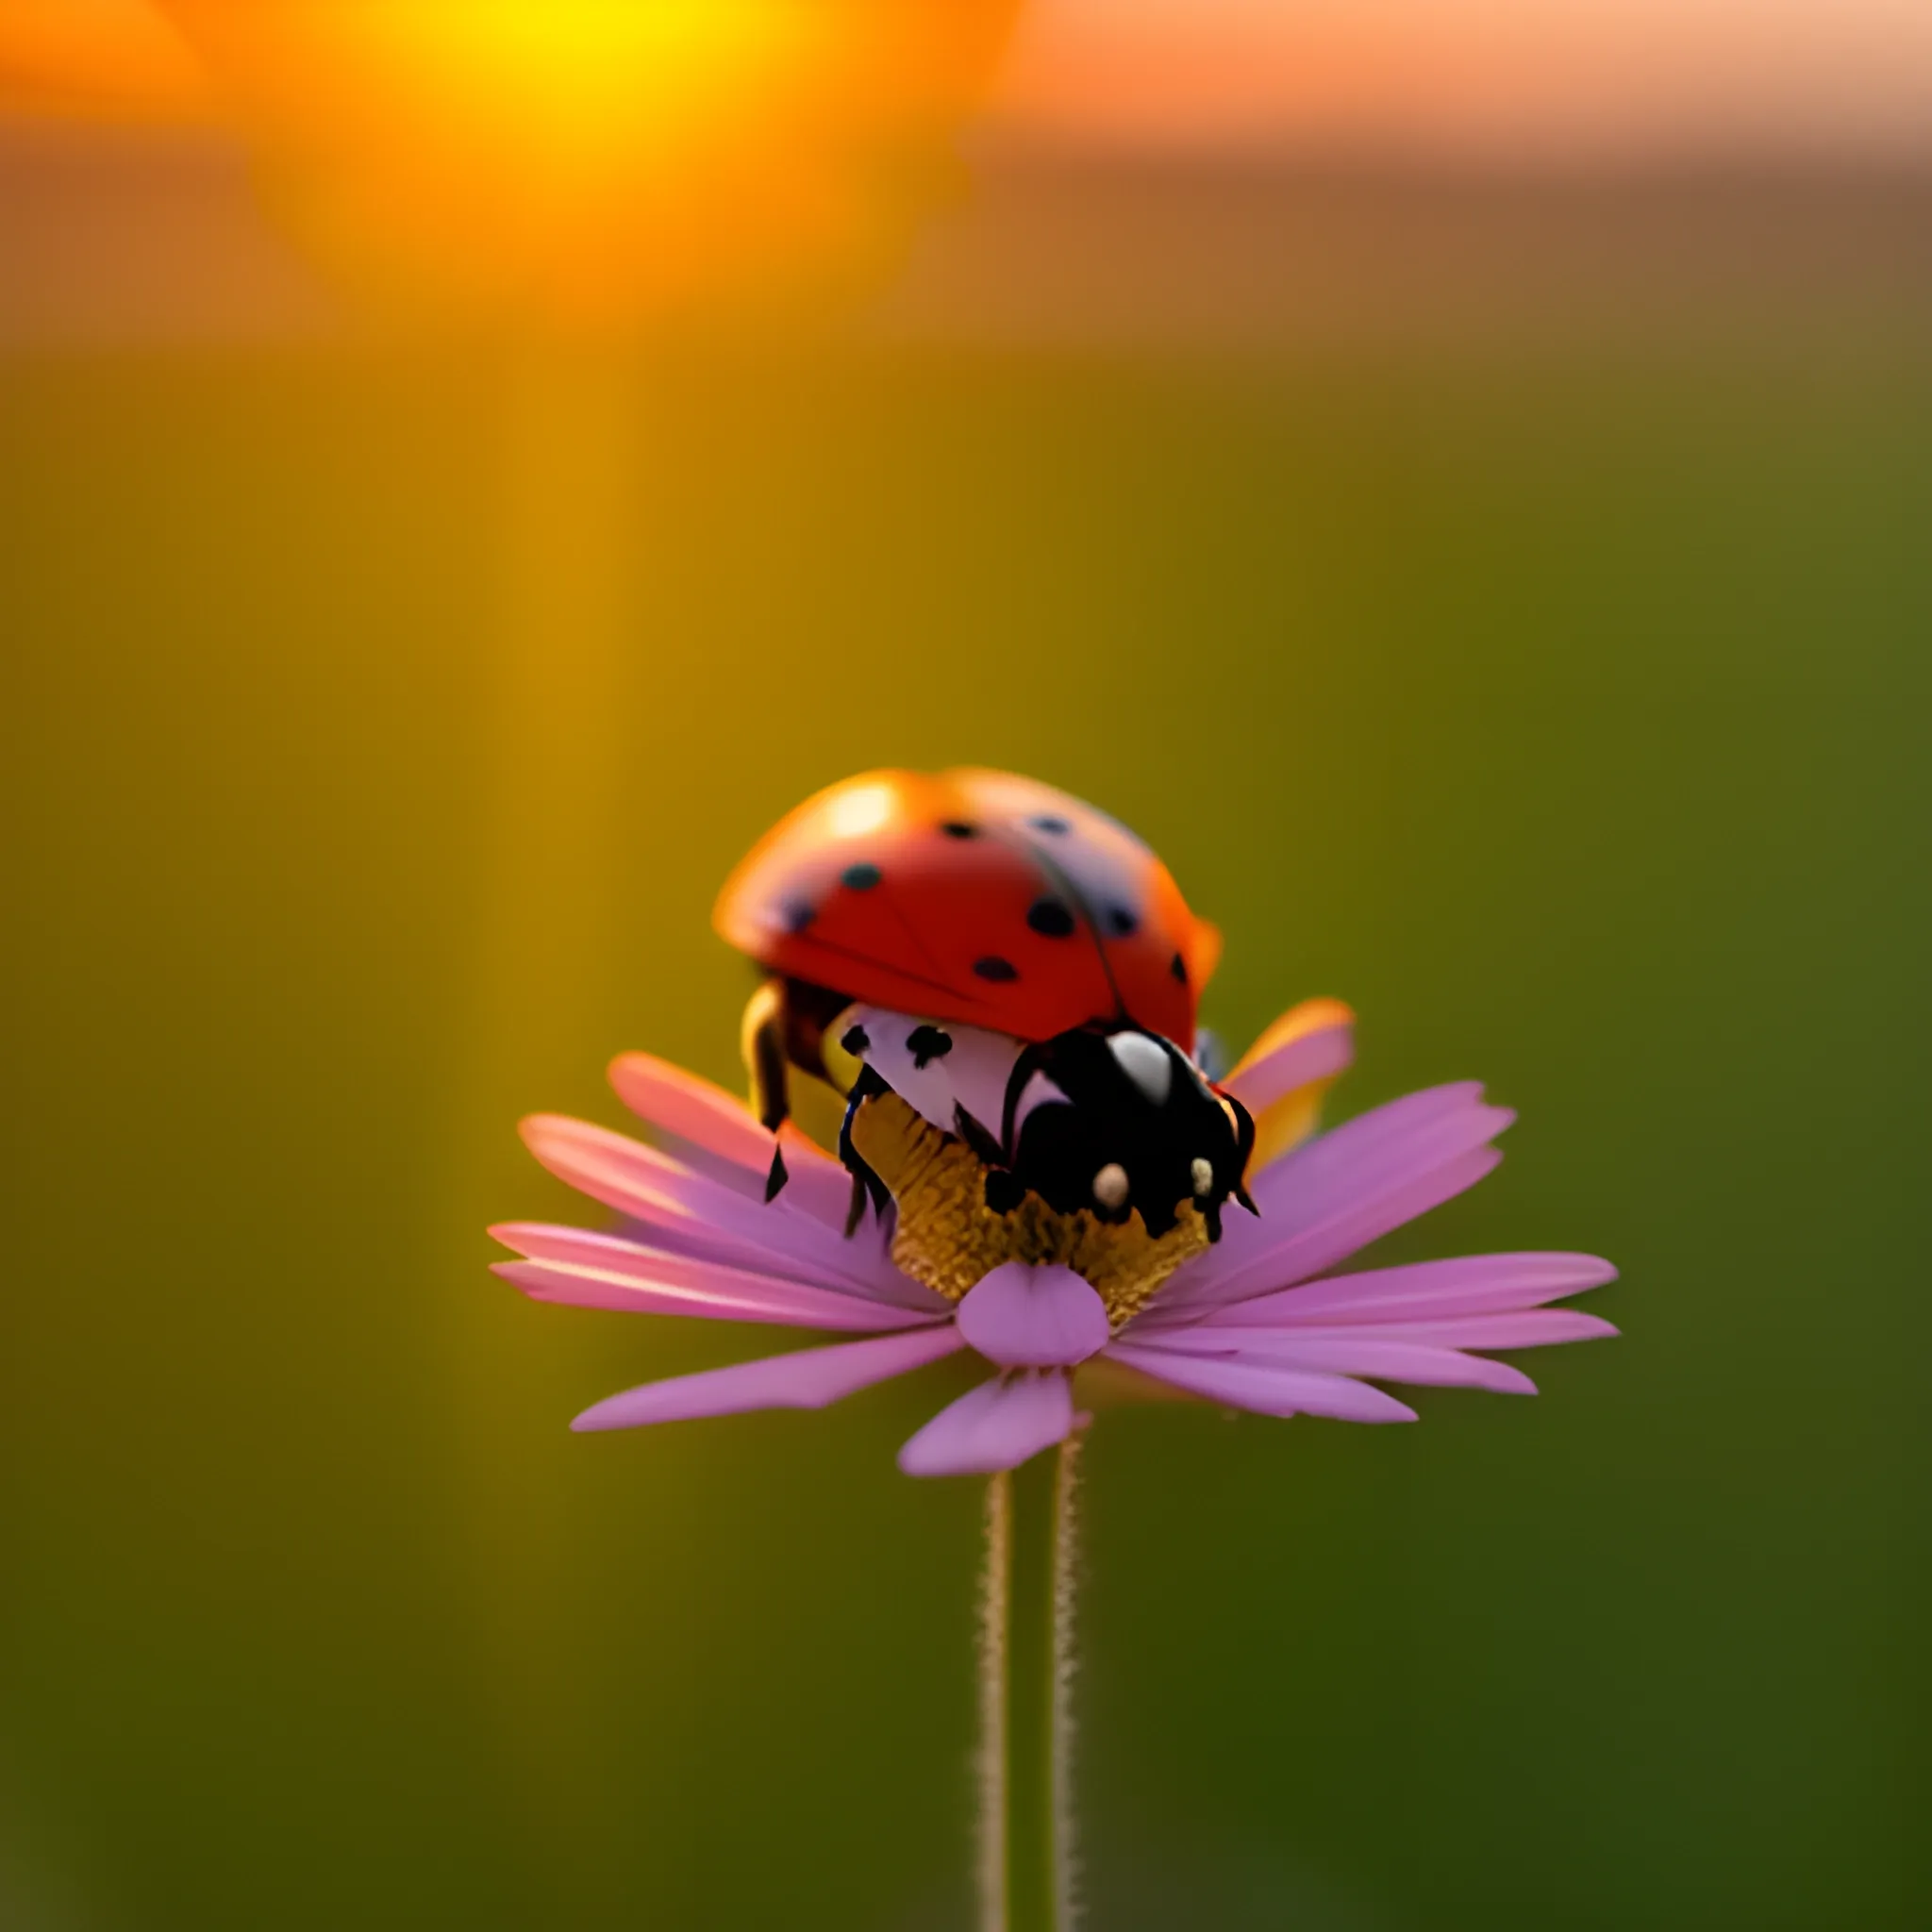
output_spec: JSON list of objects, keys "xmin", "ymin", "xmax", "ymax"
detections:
[
  {"xmin": 1011, "ymin": 1067, "xmax": 1072, "ymax": 1138},
  {"xmin": 841, "ymin": 1004, "xmax": 1024, "ymax": 1146},
  {"xmin": 1191, "ymin": 1157, "xmax": 1215, "ymax": 1197},
  {"xmin": 1108, "ymin": 1030, "xmax": 1174, "ymax": 1106},
  {"xmin": 1092, "ymin": 1162, "xmax": 1130, "ymax": 1209}
]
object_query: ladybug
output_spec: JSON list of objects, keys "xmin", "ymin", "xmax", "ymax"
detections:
[{"xmin": 713, "ymin": 768, "xmax": 1255, "ymax": 1240}]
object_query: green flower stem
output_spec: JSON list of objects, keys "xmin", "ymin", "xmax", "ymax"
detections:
[{"xmin": 981, "ymin": 1435, "xmax": 1082, "ymax": 1932}]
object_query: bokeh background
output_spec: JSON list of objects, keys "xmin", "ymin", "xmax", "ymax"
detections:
[{"xmin": 3, "ymin": 3, "xmax": 1928, "ymax": 1927}]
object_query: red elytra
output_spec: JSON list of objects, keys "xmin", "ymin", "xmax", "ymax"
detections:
[{"xmin": 713, "ymin": 768, "xmax": 1221, "ymax": 1048}]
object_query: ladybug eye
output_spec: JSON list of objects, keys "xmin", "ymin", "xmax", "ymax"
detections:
[
  {"xmin": 1091, "ymin": 1163, "xmax": 1130, "ymax": 1209},
  {"xmin": 1191, "ymin": 1158, "xmax": 1215, "ymax": 1198}
]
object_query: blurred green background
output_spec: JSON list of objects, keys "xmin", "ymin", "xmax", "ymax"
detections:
[{"xmin": 3, "ymin": 148, "xmax": 1929, "ymax": 1930}]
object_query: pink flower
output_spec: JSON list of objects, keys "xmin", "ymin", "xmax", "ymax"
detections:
[{"xmin": 491, "ymin": 1010, "xmax": 1615, "ymax": 1477}]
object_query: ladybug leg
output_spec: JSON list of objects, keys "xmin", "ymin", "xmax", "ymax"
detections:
[
  {"xmin": 837, "ymin": 1065, "xmax": 894, "ymax": 1236},
  {"xmin": 949, "ymin": 1102, "xmax": 1024, "ymax": 1215},
  {"xmin": 951, "ymin": 1103, "xmax": 1007, "ymax": 1170},
  {"xmin": 740, "ymin": 981, "xmax": 791, "ymax": 1202},
  {"xmin": 1224, "ymin": 1090, "xmax": 1260, "ymax": 1216},
  {"xmin": 950, "ymin": 1105, "xmax": 1027, "ymax": 1221},
  {"xmin": 841, "ymin": 1172, "xmax": 869, "ymax": 1239}
]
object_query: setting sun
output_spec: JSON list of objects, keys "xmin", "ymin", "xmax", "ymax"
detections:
[{"xmin": 136, "ymin": 0, "xmax": 1020, "ymax": 319}]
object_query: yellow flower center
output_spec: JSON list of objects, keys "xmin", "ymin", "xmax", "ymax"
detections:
[{"xmin": 846, "ymin": 1089, "xmax": 1211, "ymax": 1329}]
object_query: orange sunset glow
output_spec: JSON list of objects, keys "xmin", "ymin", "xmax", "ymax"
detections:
[
  {"xmin": 8, "ymin": 0, "xmax": 1932, "ymax": 157},
  {"xmin": 993, "ymin": 0, "xmax": 1932, "ymax": 155},
  {"xmin": 0, "ymin": 0, "xmax": 205, "ymax": 115},
  {"xmin": 3, "ymin": 1, "xmax": 1022, "ymax": 318}
]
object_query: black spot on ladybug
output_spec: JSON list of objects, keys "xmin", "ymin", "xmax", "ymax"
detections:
[
  {"xmin": 1170, "ymin": 951, "xmax": 1189, "ymax": 984},
  {"xmin": 1026, "ymin": 813, "xmax": 1072, "ymax": 835},
  {"xmin": 939, "ymin": 820, "xmax": 978, "ymax": 840},
  {"xmin": 1026, "ymin": 898, "xmax": 1076, "ymax": 939},
  {"xmin": 907, "ymin": 1024, "xmax": 953, "ymax": 1068},
  {"xmin": 841, "ymin": 862, "xmax": 882, "ymax": 891},
  {"xmin": 840, "ymin": 1024, "xmax": 870, "ymax": 1057},
  {"xmin": 1105, "ymin": 905, "xmax": 1140, "ymax": 937},
  {"xmin": 974, "ymin": 955, "xmax": 1019, "ymax": 982},
  {"xmin": 780, "ymin": 898, "xmax": 816, "ymax": 933}
]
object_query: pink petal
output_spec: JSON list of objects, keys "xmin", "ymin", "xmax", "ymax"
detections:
[
  {"xmin": 773, "ymin": 1124, "xmax": 859, "ymax": 1231},
  {"xmin": 896, "ymin": 1371, "xmax": 1075, "ymax": 1477},
  {"xmin": 490, "ymin": 1224, "xmax": 936, "ymax": 1331},
  {"xmin": 1156, "ymin": 1084, "xmax": 1512, "ymax": 1313},
  {"xmin": 1198, "ymin": 1252, "xmax": 1618, "ymax": 1327},
  {"xmin": 608, "ymin": 1050, "xmax": 783, "ymax": 1171},
  {"xmin": 520, "ymin": 1113, "xmax": 932, "ymax": 1307},
  {"xmin": 1155, "ymin": 1145, "xmax": 1505, "ymax": 1324},
  {"xmin": 956, "ymin": 1262, "xmax": 1110, "ymax": 1368},
  {"xmin": 1246, "ymin": 1083, "xmax": 1506, "ymax": 1222},
  {"xmin": 572, "ymin": 1324, "xmax": 964, "ymax": 1432},
  {"xmin": 1104, "ymin": 1342, "xmax": 1419, "ymax": 1423},
  {"xmin": 607, "ymin": 1051, "xmax": 853, "ymax": 1231},
  {"xmin": 1222, "ymin": 1019, "xmax": 1354, "ymax": 1114},
  {"xmin": 1341, "ymin": 1310, "xmax": 1620, "ymax": 1349},
  {"xmin": 1134, "ymin": 1325, "xmax": 1540, "ymax": 1395},
  {"xmin": 1260, "ymin": 1145, "xmax": 1507, "ymax": 1293}
]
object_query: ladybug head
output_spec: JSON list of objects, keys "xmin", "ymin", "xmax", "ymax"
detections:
[{"xmin": 994, "ymin": 1026, "xmax": 1256, "ymax": 1241}]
